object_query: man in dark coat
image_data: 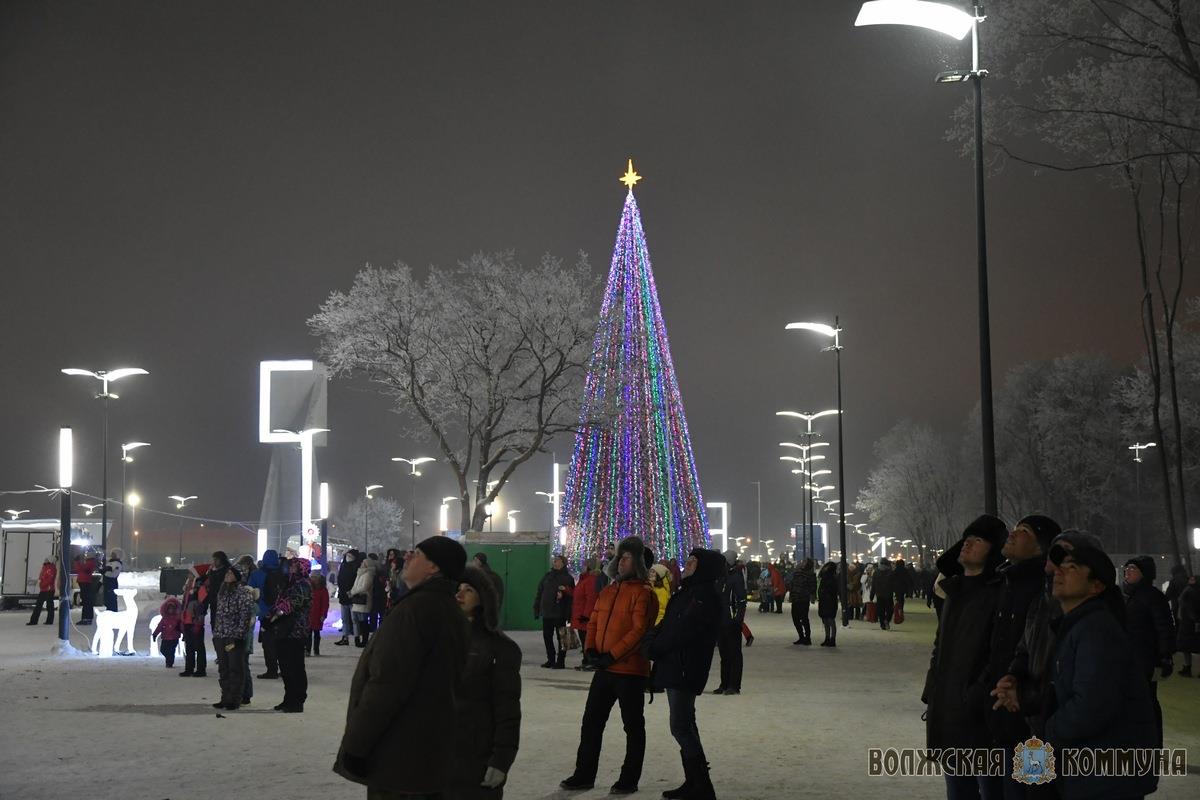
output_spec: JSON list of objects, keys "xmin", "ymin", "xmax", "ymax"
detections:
[
  {"xmin": 648, "ymin": 548, "xmax": 725, "ymax": 800},
  {"xmin": 533, "ymin": 555, "xmax": 575, "ymax": 669},
  {"xmin": 788, "ymin": 559, "xmax": 817, "ymax": 645},
  {"xmin": 871, "ymin": 559, "xmax": 894, "ymax": 630},
  {"xmin": 472, "ymin": 552, "xmax": 506, "ymax": 605},
  {"xmin": 335, "ymin": 549, "xmax": 361, "ymax": 646},
  {"xmin": 250, "ymin": 549, "xmax": 287, "ymax": 678},
  {"xmin": 922, "ymin": 514, "xmax": 1006, "ymax": 799},
  {"xmin": 1122, "ymin": 555, "xmax": 1175, "ymax": 746},
  {"xmin": 334, "ymin": 536, "xmax": 470, "ymax": 799},
  {"xmin": 981, "ymin": 515, "xmax": 1059, "ymax": 761},
  {"xmin": 712, "ymin": 550, "xmax": 746, "ymax": 695},
  {"xmin": 1045, "ymin": 540, "xmax": 1159, "ymax": 800}
]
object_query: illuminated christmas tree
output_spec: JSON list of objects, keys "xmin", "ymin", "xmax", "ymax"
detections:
[{"xmin": 561, "ymin": 161, "xmax": 709, "ymax": 567}]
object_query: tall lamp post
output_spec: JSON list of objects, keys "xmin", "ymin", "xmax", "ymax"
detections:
[
  {"xmin": 363, "ymin": 484, "xmax": 383, "ymax": 553},
  {"xmin": 778, "ymin": 410, "xmax": 838, "ymax": 553},
  {"xmin": 119, "ymin": 441, "xmax": 150, "ymax": 550},
  {"xmin": 126, "ymin": 492, "xmax": 141, "ymax": 564},
  {"xmin": 392, "ymin": 456, "xmax": 434, "ymax": 549},
  {"xmin": 1129, "ymin": 442, "xmax": 1157, "ymax": 553},
  {"xmin": 785, "ymin": 320, "xmax": 848, "ymax": 618},
  {"xmin": 855, "ymin": 1, "xmax": 996, "ymax": 514},
  {"xmin": 58, "ymin": 428, "xmax": 73, "ymax": 643},
  {"xmin": 169, "ymin": 495, "xmax": 197, "ymax": 560},
  {"xmin": 61, "ymin": 367, "xmax": 148, "ymax": 555}
]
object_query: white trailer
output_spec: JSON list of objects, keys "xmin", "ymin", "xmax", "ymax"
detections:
[{"xmin": 1, "ymin": 519, "xmax": 58, "ymax": 609}]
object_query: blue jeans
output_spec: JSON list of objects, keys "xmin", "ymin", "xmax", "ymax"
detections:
[
  {"xmin": 340, "ymin": 603, "xmax": 353, "ymax": 636},
  {"xmin": 666, "ymin": 688, "xmax": 704, "ymax": 759}
]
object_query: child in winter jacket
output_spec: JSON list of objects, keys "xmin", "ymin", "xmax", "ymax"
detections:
[
  {"xmin": 307, "ymin": 573, "xmax": 330, "ymax": 656},
  {"xmin": 180, "ymin": 570, "xmax": 208, "ymax": 677},
  {"xmin": 152, "ymin": 597, "xmax": 184, "ymax": 668}
]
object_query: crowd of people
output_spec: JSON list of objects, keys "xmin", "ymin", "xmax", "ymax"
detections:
[{"xmin": 21, "ymin": 519, "xmax": 1199, "ymax": 800}]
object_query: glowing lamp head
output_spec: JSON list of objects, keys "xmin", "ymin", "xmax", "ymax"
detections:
[{"xmin": 855, "ymin": 1, "xmax": 976, "ymax": 41}]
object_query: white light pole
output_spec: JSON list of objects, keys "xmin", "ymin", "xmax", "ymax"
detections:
[
  {"xmin": 855, "ymin": 1, "xmax": 996, "ymax": 514},
  {"xmin": 507, "ymin": 509, "xmax": 521, "ymax": 534},
  {"xmin": 778, "ymin": 410, "xmax": 838, "ymax": 556},
  {"xmin": 119, "ymin": 441, "xmax": 149, "ymax": 549},
  {"xmin": 62, "ymin": 367, "xmax": 148, "ymax": 555},
  {"xmin": 439, "ymin": 496, "xmax": 460, "ymax": 533},
  {"xmin": 126, "ymin": 492, "xmax": 141, "ymax": 565},
  {"xmin": 169, "ymin": 494, "xmax": 196, "ymax": 560},
  {"xmin": 273, "ymin": 427, "xmax": 330, "ymax": 542},
  {"xmin": 786, "ymin": 321, "xmax": 849, "ymax": 619},
  {"xmin": 392, "ymin": 457, "xmax": 434, "ymax": 549},
  {"xmin": 363, "ymin": 484, "xmax": 383, "ymax": 553},
  {"xmin": 57, "ymin": 427, "xmax": 73, "ymax": 642},
  {"xmin": 1129, "ymin": 442, "xmax": 1157, "ymax": 553}
]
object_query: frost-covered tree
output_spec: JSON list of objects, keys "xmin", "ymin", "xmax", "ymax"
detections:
[
  {"xmin": 333, "ymin": 496, "xmax": 404, "ymax": 554},
  {"xmin": 957, "ymin": 0, "xmax": 1200, "ymax": 566},
  {"xmin": 310, "ymin": 251, "xmax": 598, "ymax": 533},
  {"xmin": 856, "ymin": 420, "xmax": 964, "ymax": 554}
]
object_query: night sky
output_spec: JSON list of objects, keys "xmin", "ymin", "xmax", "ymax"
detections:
[{"xmin": 1, "ymin": 2, "xmax": 1186, "ymax": 550}]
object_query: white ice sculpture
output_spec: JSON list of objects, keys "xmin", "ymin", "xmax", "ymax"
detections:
[
  {"xmin": 91, "ymin": 587, "xmax": 140, "ymax": 658},
  {"xmin": 147, "ymin": 615, "xmax": 186, "ymax": 660}
]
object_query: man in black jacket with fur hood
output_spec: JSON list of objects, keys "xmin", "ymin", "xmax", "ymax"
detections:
[{"xmin": 1123, "ymin": 554, "xmax": 1176, "ymax": 746}]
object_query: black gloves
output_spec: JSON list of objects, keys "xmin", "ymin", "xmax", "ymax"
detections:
[
  {"xmin": 584, "ymin": 648, "xmax": 600, "ymax": 663},
  {"xmin": 592, "ymin": 652, "xmax": 616, "ymax": 669}
]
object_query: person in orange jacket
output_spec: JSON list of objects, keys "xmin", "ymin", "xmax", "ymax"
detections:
[
  {"xmin": 28, "ymin": 558, "xmax": 57, "ymax": 625},
  {"xmin": 560, "ymin": 535, "xmax": 658, "ymax": 795}
]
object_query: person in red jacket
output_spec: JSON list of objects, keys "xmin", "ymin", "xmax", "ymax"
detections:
[
  {"xmin": 571, "ymin": 557, "xmax": 607, "ymax": 657},
  {"xmin": 560, "ymin": 536, "xmax": 658, "ymax": 795},
  {"xmin": 74, "ymin": 553, "xmax": 98, "ymax": 624},
  {"xmin": 307, "ymin": 572, "xmax": 330, "ymax": 656},
  {"xmin": 27, "ymin": 558, "xmax": 57, "ymax": 625},
  {"xmin": 152, "ymin": 597, "xmax": 183, "ymax": 667}
]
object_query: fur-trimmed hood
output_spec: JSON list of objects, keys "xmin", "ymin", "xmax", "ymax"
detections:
[{"xmin": 459, "ymin": 565, "xmax": 501, "ymax": 632}]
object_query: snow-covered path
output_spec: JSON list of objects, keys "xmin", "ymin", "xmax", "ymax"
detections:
[{"xmin": 2, "ymin": 598, "xmax": 1196, "ymax": 800}]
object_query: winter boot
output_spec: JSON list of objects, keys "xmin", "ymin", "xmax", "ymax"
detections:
[
  {"xmin": 661, "ymin": 752, "xmax": 692, "ymax": 799},
  {"xmin": 554, "ymin": 651, "xmax": 566, "ymax": 669},
  {"xmin": 684, "ymin": 755, "xmax": 716, "ymax": 800},
  {"xmin": 334, "ymin": 636, "xmax": 349, "ymax": 646}
]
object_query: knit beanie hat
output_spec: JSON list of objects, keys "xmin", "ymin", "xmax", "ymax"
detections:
[
  {"xmin": 1016, "ymin": 515, "xmax": 1062, "ymax": 554},
  {"xmin": 958, "ymin": 514, "xmax": 1008, "ymax": 577},
  {"xmin": 417, "ymin": 536, "xmax": 467, "ymax": 581}
]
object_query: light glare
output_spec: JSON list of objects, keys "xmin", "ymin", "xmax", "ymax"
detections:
[{"xmin": 855, "ymin": 1, "xmax": 975, "ymax": 40}]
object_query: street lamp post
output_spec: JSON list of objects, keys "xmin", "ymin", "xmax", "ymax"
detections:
[
  {"xmin": 57, "ymin": 428, "xmax": 73, "ymax": 643},
  {"xmin": 62, "ymin": 367, "xmax": 148, "ymax": 555},
  {"xmin": 1129, "ymin": 442, "xmax": 1157, "ymax": 553},
  {"xmin": 120, "ymin": 441, "xmax": 149, "ymax": 550},
  {"xmin": 507, "ymin": 509, "xmax": 521, "ymax": 534},
  {"xmin": 363, "ymin": 484, "xmax": 383, "ymax": 553},
  {"xmin": 786, "ymin": 320, "xmax": 849, "ymax": 619},
  {"xmin": 778, "ymin": 412, "xmax": 837, "ymax": 555},
  {"xmin": 126, "ymin": 492, "xmax": 140, "ymax": 563},
  {"xmin": 392, "ymin": 457, "xmax": 434, "ymax": 549},
  {"xmin": 855, "ymin": 1, "xmax": 996, "ymax": 514},
  {"xmin": 169, "ymin": 495, "xmax": 196, "ymax": 561}
]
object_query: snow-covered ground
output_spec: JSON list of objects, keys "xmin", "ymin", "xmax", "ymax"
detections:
[{"xmin": 2, "ymin": 589, "xmax": 1197, "ymax": 800}]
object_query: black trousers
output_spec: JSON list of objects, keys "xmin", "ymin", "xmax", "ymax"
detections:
[
  {"xmin": 215, "ymin": 638, "xmax": 246, "ymax": 706},
  {"xmin": 183, "ymin": 626, "xmax": 206, "ymax": 674},
  {"xmin": 160, "ymin": 639, "xmax": 179, "ymax": 667},
  {"xmin": 716, "ymin": 621, "xmax": 743, "ymax": 691},
  {"xmin": 877, "ymin": 597, "xmax": 894, "ymax": 630},
  {"xmin": 261, "ymin": 628, "xmax": 280, "ymax": 674},
  {"xmin": 574, "ymin": 670, "xmax": 647, "ymax": 784},
  {"xmin": 791, "ymin": 599, "xmax": 810, "ymax": 641},
  {"xmin": 29, "ymin": 591, "xmax": 56, "ymax": 624},
  {"xmin": 276, "ymin": 637, "xmax": 307, "ymax": 708},
  {"xmin": 307, "ymin": 629, "xmax": 321, "ymax": 655},
  {"xmin": 541, "ymin": 618, "xmax": 563, "ymax": 661},
  {"xmin": 79, "ymin": 582, "xmax": 96, "ymax": 621}
]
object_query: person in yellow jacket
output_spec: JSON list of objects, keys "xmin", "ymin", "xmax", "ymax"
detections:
[{"xmin": 649, "ymin": 564, "xmax": 671, "ymax": 626}]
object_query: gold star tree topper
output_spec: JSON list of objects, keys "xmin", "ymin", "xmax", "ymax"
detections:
[{"xmin": 620, "ymin": 159, "xmax": 642, "ymax": 189}]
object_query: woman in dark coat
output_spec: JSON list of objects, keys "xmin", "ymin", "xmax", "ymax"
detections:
[
  {"xmin": 648, "ymin": 548, "xmax": 725, "ymax": 800},
  {"xmin": 816, "ymin": 561, "xmax": 839, "ymax": 647},
  {"xmin": 447, "ymin": 566, "xmax": 522, "ymax": 800},
  {"xmin": 532, "ymin": 555, "xmax": 575, "ymax": 668}
]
